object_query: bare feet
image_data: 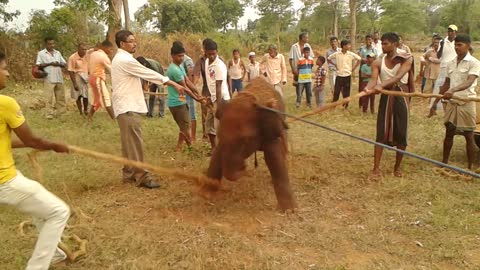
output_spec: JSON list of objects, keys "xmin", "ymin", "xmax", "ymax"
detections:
[
  {"xmin": 368, "ymin": 169, "xmax": 382, "ymax": 181},
  {"xmin": 393, "ymin": 170, "xmax": 403, "ymax": 177}
]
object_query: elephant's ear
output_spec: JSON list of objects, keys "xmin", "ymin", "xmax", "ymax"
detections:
[{"xmin": 258, "ymin": 99, "xmax": 286, "ymax": 141}]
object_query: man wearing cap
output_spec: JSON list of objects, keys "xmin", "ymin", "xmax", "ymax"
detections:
[
  {"xmin": 429, "ymin": 25, "xmax": 457, "ymax": 114},
  {"xmin": 246, "ymin": 52, "xmax": 260, "ymax": 82},
  {"xmin": 260, "ymin": 44, "xmax": 287, "ymax": 95},
  {"xmin": 430, "ymin": 34, "xmax": 480, "ymax": 169}
]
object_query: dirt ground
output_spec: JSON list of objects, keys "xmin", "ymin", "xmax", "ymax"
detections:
[{"xmin": 1, "ymin": 72, "xmax": 480, "ymax": 270}]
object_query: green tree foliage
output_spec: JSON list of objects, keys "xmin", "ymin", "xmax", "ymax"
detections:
[
  {"xmin": 135, "ymin": 0, "xmax": 214, "ymax": 35},
  {"xmin": 256, "ymin": 0, "xmax": 294, "ymax": 46},
  {"xmin": 0, "ymin": 0, "xmax": 19, "ymax": 23},
  {"xmin": 441, "ymin": 0, "xmax": 480, "ymax": 36},
  {"xmin": 26, "ymin": 6, "xmax": 104, "ymax": 54},
  {"xmin": 378, "ymin": 0, "xmax": 425, "ymax": 34},
  {"xmin": 206, "ymin": 0, "xmax": 244, "ymax": 32}
]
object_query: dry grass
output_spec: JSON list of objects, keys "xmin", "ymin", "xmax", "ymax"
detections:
[{"xmin": 1, "ymin": 74, "xmax": 480, "ymax": 270}]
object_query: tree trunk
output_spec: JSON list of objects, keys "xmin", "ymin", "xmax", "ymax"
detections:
[
  {"xmin": 106, "ymin": 0, "xmax": 123, "ymax": 46},
  {"xmin": 332, "ymin": 2, "xmax": 339, "ymax": 37},
  {"xmin": 122, "ymin": 0, "xmax": 131, "ymax": 30},
  {"xmin": 349, "ymin": 0, "xmax": 357, "ymax": 51}
]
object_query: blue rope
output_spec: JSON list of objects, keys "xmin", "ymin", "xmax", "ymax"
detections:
[{"xmin": 257, "ymin": 105, "xmax": 480, "ymax": 179}]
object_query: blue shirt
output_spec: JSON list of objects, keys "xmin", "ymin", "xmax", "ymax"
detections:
[
  {"xmin": 360, "ymin": 64, "xmax": 372, "ymax": 82},
  {"xmin": 166, "ymin": 63, "xmax": 187, "ymax": 107}
]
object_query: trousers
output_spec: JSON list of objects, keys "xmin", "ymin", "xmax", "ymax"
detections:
[{"xmin": 0, "ymin": 171, "xmax": 70, "ymax": 270}]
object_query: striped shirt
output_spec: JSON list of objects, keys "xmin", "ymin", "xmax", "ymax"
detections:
[{"xmin": 297, "ymin": 57, "xmax": 314, "ymax": 83}]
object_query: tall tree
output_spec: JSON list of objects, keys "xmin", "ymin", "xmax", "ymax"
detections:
[
  {"xmin": 206, "ymin": 0, "xmax": 244, "ymax": 32},
  {"xmin": 122, "ymin": 0, "xmax": 131, "ymax": 30},
  {"xmin": 106, "ymin": 0, "xmax": 122, "ymax": 45},
  {"xmin": 349, "ymin": 0, "xmax": 357, "ymax": 51},
  {"xmin": 379, "ymin": 0, "xmax": 424, "ymax": 34},
  {"xmin": 135, "ymin": 0, "xmax": 214, "ymax": 35},
  {"xmin": 257, "ymin": 0, "xmax": 294, "ymax": 46}
]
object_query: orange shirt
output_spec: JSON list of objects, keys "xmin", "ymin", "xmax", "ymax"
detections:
[
  {"xmin": 88, "ymin": 50, "xmax": 111, "ymax": 81},
  {"xmin": 67, "ymin": 52, "xmax": 88, "ymax": 74}
]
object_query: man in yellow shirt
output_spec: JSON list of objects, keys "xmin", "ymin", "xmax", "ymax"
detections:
[{"xmin": 0, "ymin": 52, "xmax": 71, "ymax": 269}]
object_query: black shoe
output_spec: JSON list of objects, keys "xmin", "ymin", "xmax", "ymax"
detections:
[
  {"xmin": 146, "ymin": 113, "xmax": 153, "ymax": 118},
  {"xmin": 139, "ymin": 180, "xmax": 161, "ymax": 189},
  {"xmin": 137, "ymin": 173, "xmax": 161, "ymax": 189}
]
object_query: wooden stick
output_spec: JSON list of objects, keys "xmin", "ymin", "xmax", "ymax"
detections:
[
  {"xmin": 66, "ymin": 145, "xmax": 217, "ymax": 187},
  {"xmin": 378, "ymin": 89, "xmax": 480, "ymax": 103},
  {"xmin": 287, "ymin": 92, "xmax": 367, "ymax": 123},
  {"xmin": 143, "ymin": 91, "xmax": 167, "ymax": 96},
  {"xmin": 288, "ymin": 90, "xmax": 480, "ymax": 123}
]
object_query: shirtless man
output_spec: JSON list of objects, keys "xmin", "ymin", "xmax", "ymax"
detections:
[{"xmin": 363, "ymin": 32, "xmax": 414, "ymax": 178}]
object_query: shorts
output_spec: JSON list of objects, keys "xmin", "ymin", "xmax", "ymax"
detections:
[
  {"xmin": 88, "ymin": 76, "xmax": 111, "ymax": 110},
  {"xmin": 205, "ymin": 102, "xmax": 219, "ymax": 136},
  {"xmin": 186, "ymin": 95, "xmax": 196, "ymax": 120},
  {"xmin": 169, "ymin": 104, "xmax": 191, "ymax": 133},
  {"xmin": 231, "ymin": 79, "xmax": 243, "ymax": 92}
]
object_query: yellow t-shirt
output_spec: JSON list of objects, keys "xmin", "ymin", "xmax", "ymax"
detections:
[{"xmin": 0, "ymin": 95, "xmax": 25, "ymax": 184}]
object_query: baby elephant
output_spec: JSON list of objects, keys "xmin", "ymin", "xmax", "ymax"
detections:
[{"xmin": 206, "ymin": 78, "xmax": 297, "ymax": 211}]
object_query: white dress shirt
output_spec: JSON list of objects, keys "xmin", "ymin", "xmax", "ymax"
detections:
[
  {"xmin": 447, "ymin": 53, "xmax": 480, "ymax": 102},
  {"xmin": 439, "ymin": 38, "xmax": 456, "ymax": 68},
  {"xmin": 111, "ymin": 49, "xmax": 170, "ymax": 117}
]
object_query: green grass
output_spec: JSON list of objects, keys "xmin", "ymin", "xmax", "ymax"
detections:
[{"xmin": 1, "ymin": 78, "xmax": 480, "ymax": 270}]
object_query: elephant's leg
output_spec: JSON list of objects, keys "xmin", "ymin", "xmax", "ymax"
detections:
[
  {"xmin": 263, "ymin": 138, "xmax": 297, "ymax": 211},
  {"xmin": 204, "ymin": 146, "xmax": 223, "ymax": 192}
]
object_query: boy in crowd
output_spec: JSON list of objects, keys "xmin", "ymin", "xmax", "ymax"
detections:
[
  {"xmin": 313, "ymin": 56, "xmax": 327, "ymax": 108},
  {"xmin": 227, "ymin": 49, "xmax": 246, "ymax": 93},
  {"xmin": 328, "ymin": 39, "xmax": 361, "ymax": 108},
  {"xmin": 166, "ymin": 42, "xmax": 205, "ymax": 151},
  {"xmin": 296, "ymin": 47, "xmax": 314, "ymax": 108},
  {"xmin": 326, "ymin": 36, "xmax": 341, "ymax": 95},
  {"xmin": 0, "ymin": 51, "xmax": 71, "ymax": 270},
  {"xmin": 247, "ymin": 52, "xmax": 260, "ymax": 82},
  {"xmin": 359, "ymin": 52, "xmax": 375, "ymax": 113}
]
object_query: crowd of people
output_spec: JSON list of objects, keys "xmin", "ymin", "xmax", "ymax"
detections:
[{"xmin": 1, "ymin": 24, "xmax": 480, "ymax": 268}]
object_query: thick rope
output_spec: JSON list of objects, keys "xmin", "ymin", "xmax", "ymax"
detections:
[
  {"xmin": 257, "ymin": 104, "xmax": 480, "ymax": 179},
  {"xmin": 288, "ymin": 90, "xmax": 480, "ymax": 123},
  {"xmin": 67, "ymin": 145, "xmax": 218, "ymax": 187}
]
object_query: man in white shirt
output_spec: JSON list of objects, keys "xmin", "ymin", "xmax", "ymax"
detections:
[
  {"xmin": 36, "ymin": 37, "xmax": 67, "ymax": 119},
  {"xmin": 373, "ymin": 31, "xmax": 383, "ymax": 54},
  {"xmin": 111, "ymin": 30, "xmax": 186, "ymax": 189},
  {"xmin": 430, "ymin": 34, "xmax": 480, "ymax": 170},
  {"xmin": 327, "ymin": 39, "xmax": 361, "ymax": 108},
  {"xmin": 204, "ymin": 39, "xmax": 231, "ymax": 150},
  {"xmin": 326, "ymin": 37, "xmax": 341, "ymax": 94},
  {"xmin": 430, "ymin": 24, "xmax": 457, "ymax": 111}
]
